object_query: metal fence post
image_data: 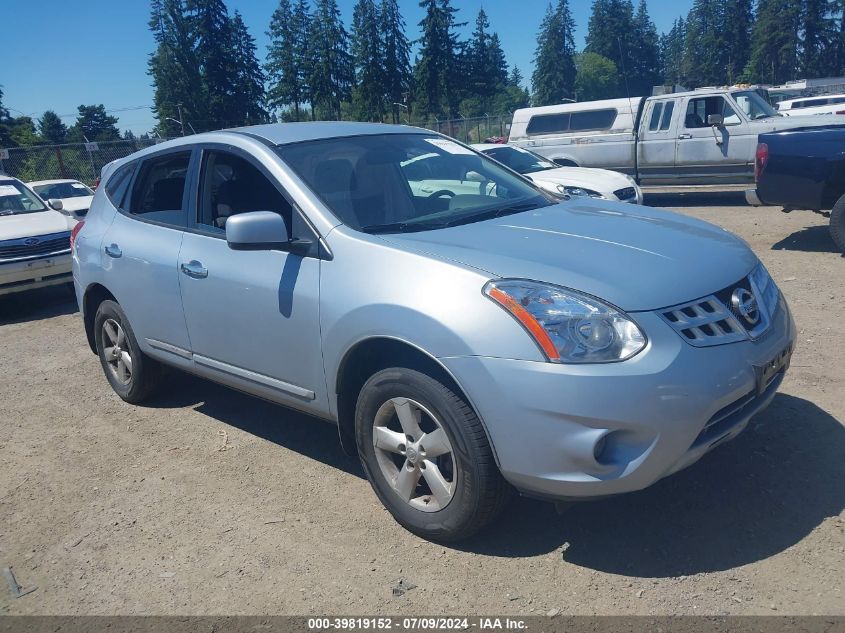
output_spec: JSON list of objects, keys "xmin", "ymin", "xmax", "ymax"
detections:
[{"xmin": 56, "ymin": 147, "xmax": 67, "ymax": 179}]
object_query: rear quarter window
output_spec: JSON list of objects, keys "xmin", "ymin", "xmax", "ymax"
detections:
[{"xmin": 104, "ymin": 162, "xmax": 136, "ymax": 208}]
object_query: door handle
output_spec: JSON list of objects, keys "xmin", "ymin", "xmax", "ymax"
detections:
[
  {"xmin": 180, "ymin": 260, "xmax": 208, "ymax": 279},
  {"xmin": 104, "ymin": 243, "xmax": 122, "ymax": 258},
  {"xmin": 678, "ymin": 133, "xmax": 692, "ymax": 140}
]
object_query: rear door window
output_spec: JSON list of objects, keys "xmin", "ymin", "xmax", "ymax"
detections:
[
  {"xmin": 105, "ymin": 162, "xmax": 136, "ymax": 208},
  {"xmin": 659, "ymin": 101, "xmax": 674, "ymax": 130},
  {"xmin": 648, "ymin": 103, "xmax": 664, "ymax": 131},
  {"xmin": 127, "ymin": 151, "xmax": 192, "ymax": 227}
]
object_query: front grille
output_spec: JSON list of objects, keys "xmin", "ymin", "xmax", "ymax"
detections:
[
  {"xmin": 613, "ymin": 186, "xmax": 637, "ymax": 201},
  {"xmin": 0, "ymin": 231, "xmax": 71, "ymax": 261},
  {"xmin": 659, "ymin": 266, "xmax": 779, "ymax": 347},
  {"xmin": 661, "ymin": 295, "xmax": 748, "ymax": 346}
]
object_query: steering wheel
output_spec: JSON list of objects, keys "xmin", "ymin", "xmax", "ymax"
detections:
[{"xmin": 427, "ymin": 190, "xmax": 455, "ymax": 199}]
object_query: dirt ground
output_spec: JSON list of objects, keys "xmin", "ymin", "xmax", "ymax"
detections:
[{"xmin": 1, "ymin": 193, "xmax": 843, "ymax": 616}]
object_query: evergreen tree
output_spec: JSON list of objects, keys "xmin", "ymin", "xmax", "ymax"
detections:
[
  {"xmin": 414, "ymin": 0, "xmax": 464, "ymax": 118},
  {"xmin": 148, "ymin": 0, "xmax": 204, "ymax": 136},
  {"xmin": 801, "ymin": 0, "xmax": 836, "ymax": 77},
  {"xmin": 308, "ymin": 0, "xmax": 353, "ymax": 119},
  {"xmin": 465, "ymin": 9, "xmax": 509, "ymax": 114},
  {"xmin": 67, "ymin": 105, "xmax": 121, "ymax": 143},
  {"xmin": 631, "ymin": 0, "xmax": 661, "ymax": 95},
  {"xmin": 351, "ymin": 0, "xmax": 385, "ymax": 121},
  {"xmin": 683, "ymin": 0, "xmax": 725, "ymax": 86},
  {"xmin": 509, "ymin": 66, "xmax": 525, "ymax": 89},
  {"xmin": 744, "ymin": 0, "xmax": 802, "ymax": 84},
  {"xmin": 532, "ymin": 0, "xmax": 577, "ymax": 106},
  {"xmin": 585, "ymin": 0, "xmax": 640, "ymax": 93},
  {"xmin": 380, "ymin": 0, "xmax": 412, "ymax": 118},
  {"xmin": 266, "ymin": 0, "xmax": 311, "ymax": 120},
  {"xmin": 723, "ymin": 0, "xmax": 753, "ymax": 83},
  {"xmin": 187, "ymin": 0, "xmax": 239, "ymax": 128},
  {"xmin": 38, "ymin": 111, "xmax": 67, "ymax": 144},
  {"xmin": 230, "ymin": 11, "xmax": 267, "ymax": 125},
  {"xmin": 660, "ymin": 16, "xmax": 687, "ymax": 85}
]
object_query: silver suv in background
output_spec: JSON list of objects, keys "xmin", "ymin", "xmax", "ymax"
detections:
[{"xmin": 73, "ymin": 123, "xmax": 796, "ymax": 541}]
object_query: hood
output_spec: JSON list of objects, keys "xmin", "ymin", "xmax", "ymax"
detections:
[
  {"xmin": 0, "ymin": 210, "xmax": 75, "ymax": 241},
  {"xmin": 58, "ymin": 196, "xmax": 93, "ymax": 212},
  {"xmin": 529, "ymin": 166, "xmax": 632, "ymax": 194},
  {"xmin": 380, "ymin": 200, "xmax": 756, "ymax": 312}
]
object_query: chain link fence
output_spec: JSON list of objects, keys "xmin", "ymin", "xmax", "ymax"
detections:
[
  {"xmin": 411, "ymin": 114, "xmax": 512, "ymax": 144},
  {"xmin": 0, "ymin": 115, "xmax": 514, "ymax": 186},
  {"xmin": 0, "ymin": 138, "xmax": 172, "ymax": 186}
]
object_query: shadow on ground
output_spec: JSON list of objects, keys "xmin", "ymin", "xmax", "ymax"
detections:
[
  {"xmin": 0, "ymin": 284, "xmax": 78, "ymax": 325},
  {"xmin": 148, "ymin": 371, "xmax": 365, "ymax": 480},
  {"xmin": 644, "ymin": 191, "xmax": 749, "ymax": 208},
  {"xmin": 146, "ymin": 372, "xmax": 844, "ymax": 576},
  {"xmin": 457, "ymin": 393, "xmax": 845, "ymax": 576},
  {"xmin": 772, "ymin": 224, "xmax": 841, "ymax": 254}
]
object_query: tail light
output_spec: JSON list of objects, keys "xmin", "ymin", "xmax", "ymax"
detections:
[
  {"xmin": 755, "ymin": 143, "xmax": 768, "ymax": 182},
  {"xmin": 70, "ymin": 220, "xmax": 85, "ymax": 250},
  {"xmin": 836, "ymin": 110, "xmax": 845, "ymax": 115},
  {"xmin": 93, "ymin": 177, "xmax": 101, "ymax": 189}
]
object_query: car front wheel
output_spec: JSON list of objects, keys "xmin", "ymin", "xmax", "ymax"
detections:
[
  {"xmin": 355, "ymin": 368, "xmax": 511, "ymax": 541},
  {"xmin": 94, "ymin": 299, "xmax": 162, "ymax": 403}
]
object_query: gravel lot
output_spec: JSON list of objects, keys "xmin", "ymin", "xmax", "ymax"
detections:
[{"xmin": 1, "ymin": 193, "xmax": 842, "ymax": 616}]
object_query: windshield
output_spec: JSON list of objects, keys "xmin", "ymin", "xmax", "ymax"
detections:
[
  {"xmin": 480, "ymin": 146, "xmax": 558, "ymax": 174},
  {"xmin": 32, "ymin": 181, "xmax": 93, "ymax": 200},
  {"xmin": 732, "ymin": 90, "xmax": 779, "ymax": 120},
  {"xmin": 276, "ymin": 134, "xmax": 554, "ymax": 234},
  {"xmin": 0, "ymin": 180, "xmax": 48, "ymax": 215}
]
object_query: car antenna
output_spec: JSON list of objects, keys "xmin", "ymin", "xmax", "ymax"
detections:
[{"xmin": 616, "ymin": 37, "xmax": 636, "ymax": 123}]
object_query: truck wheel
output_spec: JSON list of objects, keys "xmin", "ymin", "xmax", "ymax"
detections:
[
  {"xmin": 355, "ymin": 368, "xmax": 512, "ymax": 541},
  {"xmin": 831, "ymin": 195, "xmax": 845, "ymax": 254},
  {"xmin": 94, "ymin": 300, "xmax": 163, "ymax": 404}
]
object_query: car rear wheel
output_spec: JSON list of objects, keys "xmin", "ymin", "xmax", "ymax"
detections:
[
  {"xmin": 94, "ymin": 300, "xmax": 162, "ymax": 403},
  {"xmin": 355, "ymin": 368, "xmax": 511, "ymax": 541},
  {"xmin": 830, "ymin": 194, "xmax": 845, "ymax": 254}
]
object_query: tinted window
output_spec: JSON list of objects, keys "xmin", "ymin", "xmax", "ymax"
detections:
[
  {"xmin": 526, "ymin": 113, "xmax": 570, "ymax": 135},
  {"xmin": 660, "ymin": 101, "xmax": 674, "ymax": 130},
  {"xmin": 569, "ymin": 109, "xmax": 616, "ymax": 131},
  {"xmin": 197, "ymin": 150, "xmax": 292, "ymax": 236},
  {"xmin": 128, "ymin": 152, "xmax": 191, "ymax": 226},
  {"xmin": 648, "ymin": 103, "xmax": 663, "ymax": 131},
  {"xmin": 105, "ymin": 163, "xmax": 135, "ymax": 208}
]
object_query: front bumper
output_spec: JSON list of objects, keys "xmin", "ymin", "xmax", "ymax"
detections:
[
  {"xmin": 0, "ymin": 252, "xmax": 73, "ymax": 296},
  {"xmin": 745, "ymin": 188, "xmax": 763, "ymax": 206},
  {"xmin": 441, "ymin": 293, "xmax": 796, "ymax": 500}
]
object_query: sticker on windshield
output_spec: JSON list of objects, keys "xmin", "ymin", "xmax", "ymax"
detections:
[
  {"xmin": 0, "ymin": 185, "xmax": 20, "ymax": 197},
  {"xmin": 72, "ymin": 183, "xmax": 87, "ymax": 189},
  {"xmin": 423, "ymin": 138, "xmax": 475, "ymax": 155}
]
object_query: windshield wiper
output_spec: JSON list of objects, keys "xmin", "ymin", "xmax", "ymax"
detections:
[
  {"xmin": 362, "ymin": 201, "xmax": 546, "ymax": 234},
  {"xmin": 360, "ymin": 219, "xmax": 448, "ymax": 234}
]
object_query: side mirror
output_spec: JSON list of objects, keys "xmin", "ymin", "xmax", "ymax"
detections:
[
  {"xmin": 48, "ymin": 199, "xmax": 63, "ymax": 211},
  {"xmin": 225, "ymin": 211, "xmax": 288, "ymax": 251},
  {"xmin": 707, "ymin": 114, "xmax": 724, "ymax": 127},
  {"xmin": 464, "ymin": 170, "xmax": 486, "ymax": 183}
]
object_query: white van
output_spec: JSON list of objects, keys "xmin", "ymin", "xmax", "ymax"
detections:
[{"xmin": 508, "ymin": 97, "xmax": 642, "ymax": 171}]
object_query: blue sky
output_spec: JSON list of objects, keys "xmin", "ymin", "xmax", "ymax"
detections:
[{"xmin": 2, "ymin": 0, "xmax": 693, "ymax": 136}]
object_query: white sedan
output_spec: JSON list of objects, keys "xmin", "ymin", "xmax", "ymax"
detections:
[
  {"xmin": 472, "ymin": 143, "xmax": 643, "ymax": 204},
  {"xmin": 28, "ymin": 179, "xmax": 95, "ymax": 219}
]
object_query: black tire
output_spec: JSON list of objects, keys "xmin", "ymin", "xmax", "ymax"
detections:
[
  {"xmin": 355, "ymin": 368, "xmax": 512, "ymax": 541},
  {"xmin": 94, "ymin": 299, "xmax": 163, "ymax": 403},
  {"xmin": 830, "ymin": 195, "xmax": 845, "ymax": 254}
]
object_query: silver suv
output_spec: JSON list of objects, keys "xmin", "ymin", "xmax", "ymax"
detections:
[{"xmin": 73, "ymin": 123, "xmax": 796, "ymax": 541}]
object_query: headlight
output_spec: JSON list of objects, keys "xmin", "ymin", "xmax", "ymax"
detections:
[
  {"xmin": 557, "ymin": 184, "xmax": 605, "ymax": 198},
  {"xmin": 484, "ymin": 279, "xmax": 646, "ymax": 363},
  {"xmin": 749, "ymin": 262, "xmax": 779, "ymax": 317}
]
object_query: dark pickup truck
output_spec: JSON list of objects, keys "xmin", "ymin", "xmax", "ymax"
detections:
[{"xmin": 746, "ymin": 126, "xmax": 845, "ymax": 253}]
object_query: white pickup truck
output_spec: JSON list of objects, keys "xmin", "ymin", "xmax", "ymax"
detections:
[{"xmin": 509, "ymin": 87, "xmax": 844, "ymax": 186}]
